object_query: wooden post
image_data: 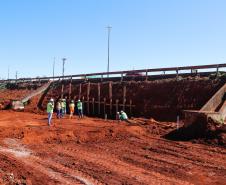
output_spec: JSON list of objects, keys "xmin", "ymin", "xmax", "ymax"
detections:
[
  {"xmin": 61, "ymin": 84, "xmax": 64, "ymax": 98},
  {"xmin": 123, "ymin": 85, "xmax": 126, "ymax": 111},
  {"xmin": 69, "ymin": 82, "xmax": 72, "ymax": 99},
  {"xmin": 145, "ymin": 70, "xmax": 148, "ymax": 81},
  {"xmin": 82, "ymin": 96, "xmax": 85, "ymax": 114},
  {"xmin": 109, "ymin": 82, "xmax": 112, "ymax": 115},
  {"xmin": 87, "ymin": 82, "xmax": 90, "ymax": 115},
  {"xmin": 116, "ymin": 99, "xmax": 119, "ymax": 113},
  {"xmin": 176, "ymin": 69, "xmax": 179, "ymax": 79},
  {"xmin": 216, "ymin": 65, "xmax": 219, "ymax": 77},
  {"xmin": 92, "ymin": 98, "xmax": 95, "ymax": 115},
  {"xmin": 103, "ymin": 98, "xmax": 106, "ymax": 116},
  {"xmin": 121, "ymin": 73, "xmax": 123, "ymax": 82},
  {"xmin": 98, "ymin": 83, "xmax": 101, "ymax": 114},
  {"xmin": 129, "ymin": 99, "xmax": 132, "ymax": 115},
  {"xmin": 79, "ymin": 84, "xmax": 82, "ymax": 100}
]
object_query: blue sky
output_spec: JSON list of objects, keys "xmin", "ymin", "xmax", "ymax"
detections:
[{"xmin": 0, "ymin": 0, "xmax": 226, "ymax": 79}]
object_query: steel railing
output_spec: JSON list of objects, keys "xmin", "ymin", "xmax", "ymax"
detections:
[{"xmin": 0, "ymin": 63, "xmax": 225, "ymax": 83}]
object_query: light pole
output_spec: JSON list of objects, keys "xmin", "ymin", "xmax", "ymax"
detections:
[
  {"xmin": 106, "ymin": 26, "xmax": 112, "ymax": 77},
  {"xmin": 62, "ymin": 58, "xmax": 67, "ymax": 78},
  {"xmin": 53, "ymin": 57, "xmax": 55, "ymax": 80},
  {"xmin": 15, "ymin": 71, "xmax": 18, "ymax": 80},
  {"xmin": 7, "ymin": 66, "xmax": 10, "ymax": 80}
]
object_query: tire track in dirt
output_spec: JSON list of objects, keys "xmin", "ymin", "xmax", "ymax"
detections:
[
  {"xmin": 0, "ymin": 141, "xmax": 99, "ymax": 185},
  {"xmin": 49, "ymin": 145, "xmax": 192, "ymax": 185},
  {"xmin": 123, "ymin": 136, "xmax": 226, "ymax": 170},
  {"xmin": 89, "ymin": 136, "xmax": 226, "ymax": 184}
]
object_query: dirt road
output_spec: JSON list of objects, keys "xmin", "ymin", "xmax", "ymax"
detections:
[{"xmin": 0, "ymin": 111, "xmax": 225, "ymax": 185}]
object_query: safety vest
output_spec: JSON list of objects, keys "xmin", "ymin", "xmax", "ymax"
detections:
[
  {"xmin": 47, "ymin": 102, "xmax": 54, "ymax": 113},
  {"xmin": 69, "ymin": 103, "xmax": 75, "ymax": 109},
  {"xmin": 121, "ymin": 112, "xmax": 128, "ymax": 120},
  {"xmin": 56, "ymin": 102, "xmax": 61, "ymax": 110},
  {"xmin": 77, "ymin": 102, "xmax": 82, "ymax": 110}
]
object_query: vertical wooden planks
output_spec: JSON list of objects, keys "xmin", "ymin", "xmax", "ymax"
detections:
[
  {"xmin": 123, "ymin": 85, "xmax": 126, "ymax": 111},
  {"xmin": 87, "ymin": 82, "xmax": 90, "ymax": 115},
  {"xmin": 109, "ymin": 82, "xmax": 112, "ymax": 115},
  {"xmin": 98, "ymin": 83, "xmax": 101, "ymax": 115}
]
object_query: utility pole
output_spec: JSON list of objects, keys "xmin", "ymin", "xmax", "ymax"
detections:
[
  {"xmin": 15, "ymin": 71, "xmax": 18, "ymax": 84},
  {"xmin": 15, "ymin": 71, "xmax": 18, "ymax": 80},
  {"xmin": 7, "ymin": 66, "xmax": 10, "ymax": 80},
  {"xmin": 62, "ymin": 58, "xmax": 67, "ymax": 78},
  {"xmin": 106, "ymin": 26, "xmax": 112, "ymax": 77},
  {"xmin": 53, "ymin": 57, "xmax": 55, "ymax": 80}
]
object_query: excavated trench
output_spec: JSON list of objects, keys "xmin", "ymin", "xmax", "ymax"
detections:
[
  {"xmin": 38, "ymin": 77, "xmax": 225, "ymax": 121},
  {"xmin": 0, "ymin": 75, "xmax": 226, "ymax": 184}
]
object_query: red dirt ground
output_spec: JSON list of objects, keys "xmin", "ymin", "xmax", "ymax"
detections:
[{"xmin": 0, "ymin": 111, "xmax": 225, "ymax": 185}]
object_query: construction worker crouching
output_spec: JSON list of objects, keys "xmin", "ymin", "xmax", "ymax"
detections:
[
  {"xmin": 47, "ymin": 98, "xmax": 54, "ymax": 126},
  {"xmin": 69, "ymin": 100, "xmax": 75, "ymax": 119},
  {"xmin": 77, "ymin": 100, "xmax": 83, "ymax": 118},
  {"xmin": 120, "ymin": 110, "xmax": 130, "ymax": 123}
]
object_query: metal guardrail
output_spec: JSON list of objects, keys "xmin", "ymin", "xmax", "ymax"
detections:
[{"xmin": 1, "ymin": 63, "xmax": 226, "ymax": 83}]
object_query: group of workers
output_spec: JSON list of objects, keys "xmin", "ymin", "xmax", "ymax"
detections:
[
  {"xmin": 47, "ymin": 98, "xmax": 129, "ymax": 126},
  {"xmin": 47, "ymin": 98, "xmax": 83, "ymax": 126}
]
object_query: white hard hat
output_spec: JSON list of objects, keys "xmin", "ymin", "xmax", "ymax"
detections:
[
  {"xmin": 78, "ymin": 99, "xmax": 81, "ymax": 102},
  {"xmin": 50, "ymin": 98, "xmax": 54, "ymax": 102},
  {"xmin": 120, "ymin": 110, "xmax": 124, "ymax": 113}
]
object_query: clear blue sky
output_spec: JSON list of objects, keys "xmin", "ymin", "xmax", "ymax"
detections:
[{"xmin": 0, "ymin": 0, "xmax": 226, "ymax": 79}]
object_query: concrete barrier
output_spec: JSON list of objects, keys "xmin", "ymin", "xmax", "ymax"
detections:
[
  {"xmin": 201, "ymin": 84, "xmax": 226, "ymax": 112},
  {"xmin": 184, "ymin": 83, "xmax": 226, "ymax": 126}
]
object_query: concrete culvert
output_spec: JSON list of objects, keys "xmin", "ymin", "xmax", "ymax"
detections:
[{"xmin": 164, "ymin": 115, "xmax": 226, "ymax": 146}]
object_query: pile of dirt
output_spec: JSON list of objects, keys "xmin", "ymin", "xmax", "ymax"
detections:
[
  {"xmin": 164, "ymin": 115, "xmax": 226, "ymax": 146},
  {"xmin": 130, "ymin": 117, "xmax": 177, "ymax": 135}
]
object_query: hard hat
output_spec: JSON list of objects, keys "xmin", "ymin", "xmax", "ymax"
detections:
[
  {"xmin": 117, "ymin": 112, "xmax": 120, "ymax": 114},
  {"xmin": 71, "ymin": 100, "xmax": 74, "ymax": 103},
  {"xmin": 120, "ymin": 110, "xmax": 124, "ymax": 113},
  {"xmin": 78, "ymin": 99, "xmax": 80, "ymax": 102},
  {"xmin": 50, "ymin": 98, "xmax": 54, "ymax": 102}
]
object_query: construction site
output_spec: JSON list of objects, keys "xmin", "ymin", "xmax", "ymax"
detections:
[{"xmin": 0, "ymin": 64, "xmax": 225, "ymax": 185}]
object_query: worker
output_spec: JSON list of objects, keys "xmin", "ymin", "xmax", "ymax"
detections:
[
  {"xmin": 63, "ymin": 99, "xmax": 67, "ymax": 115},
  {"xmin": 47, "ymin": 98, "xmax": 54, "ymax": 126},
  {"xmin": 120, "ymin": 110, "xmax": 130, "ymax": 123},
  {"xmin": 77, "ymin": 99, "xmax": 83, "ymax": 118},
  {"xmin": 56, "ymin": 99, "xmax": 62, "ymax": 119},
  {"xmin": 69, "ymin": 100, "xmax": 75, "ymax": 119},
  {"xmin": 61, "ymin": 98, "xmax": 66, "ymax": 117},
  {"xmin": 116, "ymin": 112, "xmax": 120, "ymax": 123}
]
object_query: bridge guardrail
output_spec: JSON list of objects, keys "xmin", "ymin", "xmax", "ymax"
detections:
[{"xmin": 1, "ymin": 63, "xmax": 225, "ymax": 83}]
